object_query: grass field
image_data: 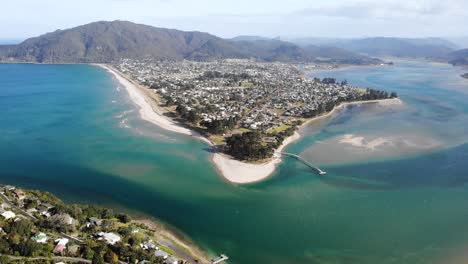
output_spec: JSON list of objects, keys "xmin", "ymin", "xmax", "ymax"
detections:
[
  {"xmin": 210, "ymin": 135, "xmax": 225, "ymax": 145},
  {"xmin": 267, "ymin": 124, "xmax": 291, "ymax": 134}
]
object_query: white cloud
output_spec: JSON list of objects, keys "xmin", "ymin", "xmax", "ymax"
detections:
[
  {"xmin": 291, "ymin": 0, "xmax": 452, "ymax": 19},
  {"xmin": 0, "ymin": 0, "xmax": 466, "ymax": 39}
]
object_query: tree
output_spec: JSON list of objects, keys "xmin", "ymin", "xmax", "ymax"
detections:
[
  {"xmin": 16, "ymin": 240, "xmax": 40, "ymax": 257},
  {"xmin": 92, "ymin": 253, "xmax": 105, "ymax": 264},
  {"xmin": 104, "ymin": 250, "xmax": 119, "ymax": 264},
  {"xmin": 186, "ymin": 110, "xmax": 201, "ymax": 124},
  {"xmin": 83, "ymin": 245, "xmax": 95, "ymax": 259},
  {"xmin": 225, "ymin": 132, "xmax": 274, "ymax": 161},
  {"xmin": 165, "ymin": 97, "xmax": 175, "ymax": 106},
  {"xmin": 0, "ymin": 255, "xmax": 10, "ymax": 264},
  {"xmin": 116, "ymin": 213, "xmax": 131, "ymax": 224},
  {"xmin": 101, "ymin": 208, "xmax": 114, "ymax": 219}
]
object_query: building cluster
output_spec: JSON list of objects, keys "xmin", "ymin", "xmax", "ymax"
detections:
[
  {"xmin": 0, "ymin": 184, "xmax": 79, "ymax": 255},
  {"xmin": 116, "ymin": 59, "xmax": 364, "ymax": 132},
  {"xmin": 0, "ymin": 184, "xmax": 182, "ymax": 263}
]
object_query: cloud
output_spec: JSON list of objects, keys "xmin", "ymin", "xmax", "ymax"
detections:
[
  {"xmin": 291, "ymin": 1, "xmax": 450, "ymax": 19},
  {"xmin": 1, "ymin": 0, "xmax": 467, "ymax": 39}
]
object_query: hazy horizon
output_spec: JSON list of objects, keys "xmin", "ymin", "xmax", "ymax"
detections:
[
  {"xmin": 1, "ymin": 22, "xmax": 467, "ymax": 49},
  {"xmin": 0, "ymin": 0, "xmax": 467, "ymax": 41}
]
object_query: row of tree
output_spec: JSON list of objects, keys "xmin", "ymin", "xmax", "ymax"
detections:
[
  {"xmin": 201, "ymin": 116, "xmax": 239, "ymax": 134},
  {"xmin": 362, "ymin": 88, "xmax": 397, "ymax": 100},
  {"xmin": 198, "ymin": 71, "xmax": 251, "ymax": 81}
]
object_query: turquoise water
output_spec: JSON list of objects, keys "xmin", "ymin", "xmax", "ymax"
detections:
[{"xmin": 1, "ymin": 62, "xmax": 468, "ymax": 263}]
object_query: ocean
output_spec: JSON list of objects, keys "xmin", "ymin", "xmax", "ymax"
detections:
[{"xmin": 1, "ymin": 61, "xmax": 468, "ymax": 263}]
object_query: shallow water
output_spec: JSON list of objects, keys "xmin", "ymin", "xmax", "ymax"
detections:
[{"xmin": 1, "ymin": 62, "xmax": 468, "ymax": 263}]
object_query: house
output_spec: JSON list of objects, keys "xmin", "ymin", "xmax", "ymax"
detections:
[
  {"xmin": 155, "ymin": 249, "xmax": 169, "ymax": 259},
  {"xmin": 87, "ymin": 217, "xmax": 102, "ymax": 227},
  {"xmin": 50, "ymin": 214, "xmax": 76, "ymax": 226},
  {"xmin": 31, "ymin": 232, "xmax": 48, "ymax": 243},
  {"xmin": 53, "ymin": 238, "xmax": 69, "ymax": 254},
  {"xmin": 13, "ymin": 189, "xmax": 26, "ymax": 200},
  {"xmin": 1, "ymin": 211, "xmax": 16, "ymax": 220},
  {"xmin": 3, "ymin": 185, "xmax": 15, "ymax": 192},
  {"xmin": 164, "ymin": 256, "xmax": 179, "ymax": 264},
  {"xmin": 37, "ymin": 203, "xmax": 54, "ymax": 216},
  {"xmin": 140, "ymin": 240, "xmax": 157, "ymax": 250},
  {"xmin": 96, "ymin": 232, "xmax": 121, "ymax": 245}
]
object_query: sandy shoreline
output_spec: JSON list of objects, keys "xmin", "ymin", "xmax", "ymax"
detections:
[
  {"xmin": 134, "ymin": 219, "xmax": 211, "ymax": 264},
  {"xmin": 97, "ymin": 63, "xmax": 402, "ymax": 184},
  {"xmin": 97, "ymin": 64, "xmax": 205, "ymax": 137},
  {"xmin": 212, "ymin": 131, "xmax": 301, "ymax": 184}
]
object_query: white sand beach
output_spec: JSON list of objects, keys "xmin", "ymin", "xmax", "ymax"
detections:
[
  {"xmin": 212, "ymin": 132, "xmax": 301, "ymax": 184},
  {"xmin": 97, "ymin": 64, "xmax": 198, "ymax": 137},
  {"xmin": 98, "ymin": 64, "xmax": 403, "ymax": 184}
]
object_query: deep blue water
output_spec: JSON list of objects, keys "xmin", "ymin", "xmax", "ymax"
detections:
[{"xmin": 1, "ymin": 62, "xmax": 468, "ymax": 264}]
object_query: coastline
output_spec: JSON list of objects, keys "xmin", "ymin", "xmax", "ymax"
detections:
[
  {"xmin": 134, "ymin": 218, "xmax": 211, "ymax": 264},
  {"xmin": 97, "ymin": 63, "xmax": 402, "ymax": 184},
  {"xmin": 0, "ymin": 183, "xmax": 212, "ymax": 264},
  {"xmin": 212, "ymin": 97, "xmax": 401, "ymax": 183},
  {"xmin": 97, "ymin": 64, "xmax": 210, "ymax": 145}
]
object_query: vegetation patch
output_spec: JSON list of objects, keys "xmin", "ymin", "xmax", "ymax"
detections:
[{"xmin": 0, "ymin": 184, "xmax": 191, "ymax": 264}]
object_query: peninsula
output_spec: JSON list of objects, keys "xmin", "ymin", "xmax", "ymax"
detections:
[
  {"xmin": 462, "ymin": 73, "xmax": 468, "ymax": 79},
  {"xmin": 100, "ymin": 60, "xmax": 400, "ymax": 183},
  {"xmin": 0, "ymin": 20, "xmax": 400, "ymax": 184}
]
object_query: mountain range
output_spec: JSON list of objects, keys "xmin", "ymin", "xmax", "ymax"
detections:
[
  {"xmin": 290, "ymin": 37, "xmax": 457, "ymax": 58},
  {"xmin": 444, "ymin": 49, "xmax": 468, "ymax": 65},
  {"xmin": 0, "ymin": 20, "xmax": 467, "ymax": 65},
  {"xmin": 0, "ymin": 21, "xmax": 381, "ymax": 64}
]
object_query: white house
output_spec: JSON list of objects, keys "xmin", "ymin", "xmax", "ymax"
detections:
[
  {"xmin": 97, "ymin": 232, "xmax": 121, "ymax": 245},
  {"xmin": 1, "ymin": 211, "xmax": 16, "ymax": 220}
]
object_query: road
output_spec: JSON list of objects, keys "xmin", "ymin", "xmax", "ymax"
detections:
[{"xmin": 0, "ymin": 191, "xmax": 37, "ymax": 220}]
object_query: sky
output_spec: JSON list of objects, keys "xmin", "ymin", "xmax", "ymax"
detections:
[{"xmin": 0, "ymin": 0, "xmax": 467, "ymax": 41}]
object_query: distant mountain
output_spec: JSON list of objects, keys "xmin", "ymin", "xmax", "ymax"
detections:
[
  {"xmin": 0, "ymin": 45, "xmax": 15, "ymax": 58},
  {"xmin": 291, "ymin": 37, "xmax": 456, "ymax": 59},
  {"xmin": 0, "ymin": 21, "xmax": 381, "ymax": 64},
  {"xmin": 289, "ymin": 37, "xmax": 344, "ymax": 47},
  {"xmin": 333, "ymin": 37, "xmax": 455, "ymax": 58},
  {"xmin": 444, "ymin": 49, "xmax": 468, "ymax": 65},
  {"xmin": 0, "ymin": 39, "xmax": 23, "ymax": 45},
  {"xmin": 302, "ymin": 45, "xmax": 382, "ymax": 65},
  {"xmin": 1, "ymin": 21, "xmax": 219, "ymax": 63},
  {"xmin": 230, "ymin": 36, "xmax": 277, "ymax": 42},
  {"xmin": 231, "ymin": 40, "xmax": 314, "ymax": 62},
  {"xmin": 188, "ymin": 38, "xmax": 249, "ymax": 60},
  {"xmin": 447, "ymin": 37, "xmax": 468, "ymax": 49}
]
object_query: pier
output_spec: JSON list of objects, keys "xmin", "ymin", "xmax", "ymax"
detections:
[
  {"xmin": 212, "ymin": 254, "xmax": 229, "ymax": 264},
  {"xmin": 277, "ymin": 152, "xmax": 327, "ymax": 175}
]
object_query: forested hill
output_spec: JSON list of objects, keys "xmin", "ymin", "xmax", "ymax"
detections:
[
  {"xmin": 0, "ymin": 20, "xmax": 381, "ymax": 64},
  {"xmin": 445, "ymin": 49, "xmax": 468, "ymax": 65},
  {"xmin": 291, "ymin": 37, "xmax": 457, "ymax": 59},
  {"xmin": 1, "ymin": 21, "xmax": 218, "ymax": 63}
]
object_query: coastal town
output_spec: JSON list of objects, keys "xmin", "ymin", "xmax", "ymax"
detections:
[
  {"xmin": 114, "ymin": 59, "xmax": 397, "ymax": 161},
  {"xmin": 0, "ymin": 184, "xmax": 212, "ymax": 264}
]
